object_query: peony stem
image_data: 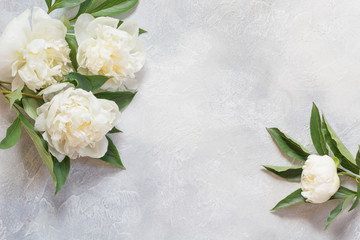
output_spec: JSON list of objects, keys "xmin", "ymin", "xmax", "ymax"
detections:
[
  {"xmin": 0, "ymin": 84, "xmax": 10, "ymax": 91},
  {"xmin": 1, "ymin": 90, "xmax": 43, "ymax": 100},
  {"xmin": 0, "ymin": 81, "xmax": 11, "ymax": 85},
  {"xmin": 338, "ymin": 169, "xmax": 360, "ymax": 180},
  {"xmin": 47, "ymin": 6, "xmax": 53, "ymax": 14}
]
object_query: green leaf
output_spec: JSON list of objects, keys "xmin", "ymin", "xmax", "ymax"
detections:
[
  {"xmin": 60, "ymin": 14, "xmax": 71, "ymax": 29},
  {"xmin": 310, "ymin": 103, "xmax": 328, "ymax": 155},
  {"xmin": 271, "ymin": 188, "xmax": 306, "ymax": 211},
  {"xmin": 263, "ymin": 165, "xmax": 303, "ymax": 182},
  {"xmin": 333, "ymin": 156, "xmax": 340, "ymax": 168},
  {"xmin": 349, "ymin": 182, "xmax": 360, "ymax": 211},
  {"xmin": 14, "ymin": 107, "xmax": 56, "ymax": 184},
  {"xmin": 90, "ymin": 0, "xmax": 138, "ymax": 17},
  {"xmin": 355, "ymin": 146, "xmax": 360, "ymax": 168},
  {"xmin": 50, "ymin": 0, "xmax": 87, "ymax": 12},
  {"xmin": 22, "ymin": 98, "xmax": 43, "ymax": 120},
  {"xmin": 100, "ymin": 136, "xmax": 125, "ymax": 168},
  {"xmin": 64, "ymin": 72, "xmax": 109, "ymax": 92},
  {"xmin": 331, "ymin": 186, "xmax": 356, "ymax": 200},
  {"xmin": 6, "ymin": 88, "xmax": 22, "ymax": 107},
  {"xmin": 95, "ymin": 91, "xmax": 136, "ymax": 111},
  {"xmin": 322, "ymin": 116, "xmax": 359, "ymax": 174},
  {"xmin": 46, "ymin": 0, "xmax": 53, "ymax": 9},
  {"xmin": 22, "ymin": 88, "xmax": 44, "ymax": 120},
  {"xmin": 325, "ymin": 196, "xmax": 354, "ymax": 229},
  {"xmin": 117, "ymin": 20, "xmax": 124, "ymax": 28},
  {"xmin": 0, "ymin": 117, "xmax": 21, "ymax": 149},
  {"xmin": 65, "ymin": 35, "xmax": 79, "ymax": 70},
  {"xmin": 67, "ymin": 26, "xmax": 75, "ymax": 34},
  {"xmin": 15, "ymin": 107, "xmax": 68, "ymax": 194},
  {"xmin": 267, "ymin": 128, "xmax": 311, "ymax": 161},
  {"xmin": 108, "ymin": 127, "xmax": 123, "ymax": 134},
  {"xmin": 139, "ymin": 28, "xmax": 147, "ymax": 35},
  {"xmin": 19, "ymin": 113, "xmax": 56, "ymax": 185},
  {"xmin": 77, "ymin": 0, "xmax": 101, "ymax": 15},
  {"xmin": 53, "ymin": 156, "xmax": 70, "ymax": 195}
]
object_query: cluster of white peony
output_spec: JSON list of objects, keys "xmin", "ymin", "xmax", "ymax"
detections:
[
  {"xmin": 0, "ymin": 8, "xmax": 72, "ymax": 92},
  {"xmin": 75, "ymin": 14, "xmax": 146, "ymax": 91},
  {"xmin": 0, "ymin": 8, "xmax": 146, "ymax": 161},
  {"xmin": 35, "ymin": 83, "xmax": 121, "ymax": 161}
]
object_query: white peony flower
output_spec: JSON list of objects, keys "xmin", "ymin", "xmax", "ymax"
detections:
[
  {"xmin": 75, "ymin": 14, "xmax": 146, "ymax": 91},
  {"xmin": 0, "ymin": 8, "xmax": 72, "ymax": 92},
  {"xmin": 301, "ymin": 155, "xmax": 340, "ymax": 203},
  {"xmin": 35, "ymin": 85, "xmax": 121, "ymax": 161}
]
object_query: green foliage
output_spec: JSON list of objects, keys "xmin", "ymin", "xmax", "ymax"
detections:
[
  {"xmin": 325, "ymin": 196, "xmax": 355, "ymax": 229},
  {"xmin": 267, "ymin": 128, "xmax": 310, "ymax": 161},
  {"xmin": 355, "ymin": 146, "xmax": 360, "ymax": 168},
  {"xmin": 45, "ymin": 0, "xmax": 53, "ymax": 9},
  {"xmin": 310, "ymin": 103, "xmax": 328, "ymax": 155},
  {"xmin": 22, "ymin": 87, "xmax": 44, "ymax": 120},
  {"xmin": 49, "ymin": 0, "xmax": 87, "ymax": 13},
  {"xmin": 65, "ymin": 35, "xmax": 79, "ymax": 70},
  {"xmin": 271, "ymin": 188, "xmax": 305, "ymax": 211},
  {"xmin": 17, "ymin": 109, "xmax": 56, "ymax": 185},
  {"xmin": 139, "ymin": 28, "xmax": 147, "ymax": 35},
  {"xmin": 100, "ymin": 136, "xmax": 125, "ymax": 168},
  {"xmin": 90, "ymin": 0, "xmax": 138, "ymax": 17},
  {"xmin": 6, "ymin": 88, "xmax": 22, "ymax": 107},
  {"xmin": 108, "ymin": 127, "xmax": 123, "ymax": 134},
  {"xmin": 331, "ymin": 186, "xmax": 357, "ymax": 200},
  {"xmin": 0, "ymin": 117, "xmax": 21, "ymax": 149},
  {"xmin": 263, "ymin": 165, "xmax": 302, "ymax": 182},
  {"xmin": 67, "ymin": 26, "xmax": 75, "ymax": 34},
  {"xmin": 16, "ymin": 107, "xmax": 71, "ymax": 194},
  {"xmin": 53, "ymin": 157, "xmax": 71, "ymax": 194},
  {"xmin": 95, "ymin": 91, "xmax": 136, "ymax": 111},
  {"xmin": 64, "ymin": 72, "xmax": 109, "ymax": 92},
  {"xmin": 332, "ymin": 156, "xmax": 340, "ymax": 168},
  {"xmin": 75, "ymin": 0, "xmax": 138, "ymax": 18},
  {"xmin": 349, "ymin": 183, "xmax": 360, "ymax": 211},
  {"xmin": 60, "ymin": 14, "xmax": 71, "ymax": 28},
  {"xmin": 77, "ymin": 0, "xmax": 101, "ymax": 16},
  {"xmin": 322, "ymin": 116, "xmax": 359, "ymax": 174}
]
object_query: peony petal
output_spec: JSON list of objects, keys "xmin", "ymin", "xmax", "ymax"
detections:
[
  {"xmin": 79, "ymin": 137, "xmax": 108, "ymax": 159},
  {"xmin": 0, "ymin": 9, "xmax": 31, "ymax": 81},
  {"xmin": 43, "ymin": 133, "xmax": 66, "ymax": 162},
  {"xmin": 75, "ymin": 14, "xmax": 95, "ymax": 45},
  {"xmin": 34, "ymin": 112, "xmax": 46, "ymax": 132},
  {"xmin": 118, "ymin": 21, "xmax": 139, "ymax": 39},
  {"xmin": 11, "ymin": 75, "xmax": 24, "ymax": 92},
  {"xmin": 18, "ymin": 64, "xmax": 40, "ymax": 91},
  {"xmin": 32, "ymin": 18, "xmax": 67, "ymax": 40},
  {"xmin": 124, "ymin": 77, "xmax": 138, "ymax": 90},
  {"xmin": 86, "ymin": 17, "xmax": 119, "ymax": 39},
  {"xmin": 31, "ymin": 7, "xmax": 51, "ymax": 25},
  {"xmin": 38, "ymin": 82, "xmax": 74, "ymax": 102}
]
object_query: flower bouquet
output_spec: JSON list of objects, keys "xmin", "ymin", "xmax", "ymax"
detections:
[{"xmin": 0, "ymin": 0, "xmax": 146, "ymax": 194}]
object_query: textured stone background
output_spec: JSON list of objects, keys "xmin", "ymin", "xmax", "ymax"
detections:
[{"xmin": 1, "ymin": 0, "xmax": 360, "ymax": 239}]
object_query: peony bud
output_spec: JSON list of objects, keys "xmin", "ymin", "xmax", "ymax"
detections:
[{"xmin": 301, "ymin": 155, "xmax": 340, "ymax": 203}]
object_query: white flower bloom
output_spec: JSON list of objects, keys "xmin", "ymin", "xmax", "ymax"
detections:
[
  {"xmin": 75, "ymin": 14, "xmax": 146, "ymax": 91},
  {"xmin": 38, "ymin": 82, "xmax": 73, "ymax": 102},
  {"xmin": 35, "ymin": 85, "xmax": 121, "ymax": 161},
  {"xmin": 301, "ymin": 155, "xmax": 340, "ymax": 203},
  {"xmin": 0, "ymin": 8, "xmax": 72, "ymax": 92}
]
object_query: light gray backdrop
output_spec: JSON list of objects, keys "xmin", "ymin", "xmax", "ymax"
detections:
[{"xmin": 1, "ymin": 0, "xmax": 360, "ymax": 239}]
